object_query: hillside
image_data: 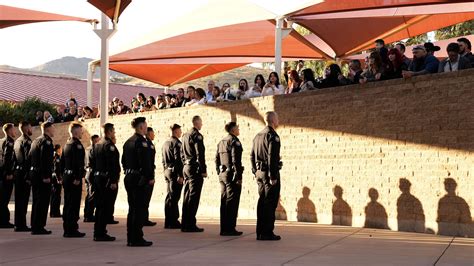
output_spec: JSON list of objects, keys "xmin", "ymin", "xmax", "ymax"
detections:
[{"xmin": 5, "ymin": 56, "xmax": 272, "ymax": 90}]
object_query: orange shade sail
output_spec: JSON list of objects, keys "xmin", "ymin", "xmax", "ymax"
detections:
[
  {"xmin": 0, "ymin": 5, "xmax": 94, "ymax": 29},
  {"xmin": 110, "ymin": 20, "xmax": 328, "ymax": 86},
  {"xmin": 87, "ymin": 0, "xmax": 131, "ymax": 22},
  {"xmin": 290, "ymin": 0, "xmax": 474, "ymax": 57}
]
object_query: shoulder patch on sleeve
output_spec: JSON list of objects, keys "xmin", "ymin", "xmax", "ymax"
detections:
[
  {"xmin": 8, "ymin": 142, "xmax": 13, "ymax": 147},
  {"xmin": 150, "ymin": 144, "xmax": 155, "ymax": 150},
  {"xmin": 197, "ymin": 135, "xmax": 203, "ymax": 141},
  {"xmin": 77, "ymin": 144, "xmax": 83, "ymax": 149},
  {"xmin": 46, "ymin": 140, "xmax": 52, "ymax": 145},
  {"xmin": 235, "ymin": 141, "xmax": 241, "ymax": 146},
  {"xmin": 142, "ymin": 142, "xmax": 148, "ymax": 148},
  {"xmin": 110, "ymin": 146, "xmax": 115, "ymax": 152},
  {"xmin": 274, "ymin": 136, "xmax": 280, "ymax": 142}
]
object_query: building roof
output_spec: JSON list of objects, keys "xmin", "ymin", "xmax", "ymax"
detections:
[{"xmin": 0, "ymin": 69, "xmax": 166, "ymax": 107}]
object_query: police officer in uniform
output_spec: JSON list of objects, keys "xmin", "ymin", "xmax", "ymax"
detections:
[
  {"xmin": 216, "ymin": 122, "xmax": 244, "ymax": 236},
  {"xmin": 84, "ymin": 135, "xmax": 100, "ymax": 222},
  {"xmin": 251, "ymin": 111, "xmax": 282, "ymax": 241},
  {"xmin": 50, "ymin": 144, "xmax": 63, "ymax": 218},
  {"xmin": 93, "ymin": 123, "xmax": 120, "ymax": 241},
  {"xmin": 61, "ymin": 122, "xmax": 86, "ymax": 238},
  {"xmin": 162, "ymin": 124, "xmax": 184, "ymax": 229},
  {"xmin": 0, "ymin": 123, "xmax": 16, "ymax": 228},
  {"xmin": 13, "ymin": 122, "xmax": 33, "ymax": 231},
  {"xmin": 29, "ymin": 122, "xmax": 55, "ymax": 235},
  {"xmin": 181, "ymin": 115, "xmax": 207, "ymax": 232},
  {"xmin": 122, "ymin": 117, "xmax": 154, "ymax": 247},
  {"xmin": 143, "ymin": 127, "xmax": 157, "ymax": 227}
]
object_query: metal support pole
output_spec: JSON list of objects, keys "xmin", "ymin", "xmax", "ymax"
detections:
[
  {"xmin": 275, "ymin": 17, "xmax": 284, "ymax": 79},
  {"xmin": 86, "ymin": 60, "xmax": 98, "ymax": 108},
  {"xmin": 94, "ymin": 13, "xmax": 116, "ymax": 126}
]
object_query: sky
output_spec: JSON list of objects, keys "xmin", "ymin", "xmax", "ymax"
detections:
[{"xmin": 0, "ymin": 0, "xmax": 319, "ymax": 68}]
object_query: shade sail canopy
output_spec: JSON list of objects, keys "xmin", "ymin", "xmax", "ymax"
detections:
[
  {"xmin": 0, "ymin": 5, "xmax": 94, "ymax": 29},
  {"xmin": 290, "ymin": 0, "xmax": 474, "ymax": 57},
  {"xmin": 344, "ymin": 35, "xmax": 474, "ymax": 61},
  {"xmin": 87, "ymin": 0, "xmax": 131, "ymax": 22},
  {"xmin": 110, "ymin": 20, "xmax": 328, "ymax": 86}
]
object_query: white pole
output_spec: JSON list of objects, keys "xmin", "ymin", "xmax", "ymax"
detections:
[
  {"xmin": 86, "ymin": 61, "xmax": 97, "ymax": 108},
  {"xmin": 275, "ymin": 17, "xmax": 284, "ymax": 79},
  {"xmin": 94, "ymin": 13, "xmax": 116, "ymax": 126}
]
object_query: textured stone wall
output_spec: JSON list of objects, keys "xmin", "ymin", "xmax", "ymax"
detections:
[{"xmin": 3, "ymin": 69, "xmax": 473, "ymax": 237}]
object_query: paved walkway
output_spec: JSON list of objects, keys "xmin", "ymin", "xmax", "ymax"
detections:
[{"xmin": 0, "ymin": 216, "xmax": 473, "ymax": 265}]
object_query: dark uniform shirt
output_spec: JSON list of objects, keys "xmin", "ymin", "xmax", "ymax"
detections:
[
  {"xmin": 181, "ymin": 128, "xmax": 206, "ymax": 174},
  {"xmin": 94, "ymin": 137, "xmax": 121, "ymax": 183},
  {"xmin": 13, "ymin": 134, "xmax": 32, "ymax": 172},
  {"xmin": 147, "ymin": 137, "xmax": 156, "ymax": 174},
  {"xmin": 250, "ymin": 126, "xmax": 281, "ymax": 180},
  {"xmin": 162, "ymin": 136, "xmax": 183, "ymax": 175},
  {"xmin": 215, "ymin": 134, "xmax": 243, "ymax": 180},
  {"xmin": 122, "ymin": 133, "xmax": 154, "ymax": 180},
  {"xmin": 62, "ymin": 137, "xmax": 86, "ymax": 182},
  {"xmin": 0, "ymin": 136, "xmax": 15, "ymax": 178},
  {"xmin": 29, "ymin": 134, "xmax": 54, "ymax": 180}
]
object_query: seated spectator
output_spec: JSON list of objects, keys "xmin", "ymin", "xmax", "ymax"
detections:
[
  {"xmin": 285, "ymin": 70, "xmax": 301, "ymax": 94},
  {"xmin": 131, "ymin": 98, "xmax": 141, "ymax": 113},
  {"xmin": 183, "ymin": 86, "xmax": 196, "ymax": 106},
  {"xmin": 117, "ymin": 100, "xmax": 131, "ymax": 114},
  {"xmin": 43, "ymin": 111, "xmax": 54, "ymax": 123},
  {"xmin": 339, "ymin": 60, "xmax": 363, "ymax": 85},
  {"xmin": 395, "ymin": 43, "xmax": 412, "ymax": 67},
  {"xmin": 173, "ymin": 88, "xmax": 186, "ymax": 107},
  {"xmin": 110, "ymin": 97, "xmax": 120, "ymax": 114},
  {"xmin": 424, "ymin": 42, "xmax": 441, "ymax": 57},
  {"xmin": 382, "ymin": 48, "xmax": 408, "ymax": 80},
  {"xmin": 35, "ymin": 111, "xmax": 44, "ymax": 125},
  {"xmin": 245, "ymin": 75, "xmax": 264, "ymax": 98},
  {"xmin": 108, "ymin": 102, "xmax": 116, "ymax": 115},
  {"xmin": 262, "ymin": 72, "xmax": 284, "ymax": 96},
  {"xmin": 375, "ymin": 39, "xmax": 389, "ymax": 64},
  {"xmin": 458, "ymin": 37, "xmax": 474, "ymax": 67},
  {"xmin": 206, "ymin": 80, "xmax": 215, "ymax": 102},
  {"xmin": 64, "ymin": 95, "xmax": 78, "ymax": 113},
  {"xmin": 164, "ymin": 94, "xmax": 173, "ymax": 108},
  {"xmin": 137, "ymin": 93, "xmax": 146, "ymax": 109},
  {"xmin": 83, "ymin": 106, "xmax": 94, "ymax": 119},
  {"xmin": 55, "ymin": 106, "xmax": 65, "ymax": 123},
  {"xmin": 220, "ymin": 83, "xmax": 232, "ymax": 101},
  {"xmin": 299, "ymin": 68, "xmax": 316, "ymax": 92},
  {"xmin": 360, "ymin": 52, "xmax": 384, "ymax": 84},
  {"xmin": 141, "ymin": 96, "xmax": 157, "ymax": 112},
  {"xmin": 187, "ymin": 88, "xmax": 206, "ymax": 106},
  {"xmin": 155, "ymin": 95, "xmax": 166, "ymax": 109},
  {"xmin": 64, "ymin": 106, "xmax": 78, "ymax": 122},
  {"xmin": 316, "ymin": 64, "xmax": 344, "ymax": 88},
  {"xmin": 403, "ymin": 45, "xmax": 439, "ymax": 78},
  {"xmin": 208, "ymin": 86, "xmax": 224, "ymax": 103},
  {"xmin": 438, "ymin": 43, "xmax": 472, "ymax": 73}
]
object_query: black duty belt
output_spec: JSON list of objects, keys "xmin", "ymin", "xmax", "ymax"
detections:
[
  {"xmin": 15, "ymin": 166, "xmax": 24, "ymax": 170},
  {"xmin": 30, "ymin": 166, "xmax": 39, "ymax": 171},
  {"xmin": 64, "ymin": 169, "xmax": 74, "ymax": 175},
  {"xmin": 94, "ymin": 171, "xmax": 108, "ymax": 176},
  {"xmin": 124, "ymin": 169, "xmax": 140, "ymax": 175}
]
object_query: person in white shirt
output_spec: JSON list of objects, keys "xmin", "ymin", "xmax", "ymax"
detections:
[
  {"xmin": 262, "ymin": 72, "xmax": 284, "ymax": 96},
  {"xmin": 206, "ymin": 80, "xmax": 215, "ymax": 102},
  {"xmin": 438, "ymin": 42, "xmax": 472, "ymax": 73},
  {"xmin": 245, "ymin": 74, "xmax": 264, "ymax": 99},
  {"xmin": 188, "ymin": 88, "xmax": 207, "ymax": 106}
]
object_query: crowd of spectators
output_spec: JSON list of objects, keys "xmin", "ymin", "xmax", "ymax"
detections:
[{"xmin": 35, "ymin": 38, "xmax": 474, "ymax": 123}]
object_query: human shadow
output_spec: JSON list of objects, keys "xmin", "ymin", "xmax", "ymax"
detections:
[
  {"xmin": 296, "ymin": 186, "xmax": 317, "ymax": 223},
  {"xmin": 397, "ymin": 178, "xmax": 425, "ymax": 233},
  {"xmin": 364, "ymin": 188, "xmax": 390, "ymax": 229},
  {"xmin": 332, "ymin": 185, "xmax": 352, "ymax": 226},
  {"xmin": 437, "ymin": 178, "xmax": 473, "ymax": 237},
  {"xmin": 275, "ymin": 195, "xmax": 287, "ymax": 221}
]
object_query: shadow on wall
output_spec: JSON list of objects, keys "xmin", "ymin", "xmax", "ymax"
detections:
[
  {"xmin": 364, "ymin": 188, "xmax": 390, "ymax": 230},
  {"xmin": 437, "ymin": 178, "xmax": 473, "ymax": 237},
  {"xmin": 296, "ymin": 186, "xmax": 317, "ymax": 223},
  {"xmin": 275, "ymin": 195, "xmax": 287, "ymax": 221},
  {"xmin": 397, "ymin": 178, "xmax": 425, "ymax": 233},
  {"xmin": 332, "ymin": 185, "xmax": 352, "ymax": 226}
]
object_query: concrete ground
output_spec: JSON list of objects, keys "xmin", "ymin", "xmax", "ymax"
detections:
[{"xmin": 1, "ymin": 214, "xmax": 473, "ymax": 266}]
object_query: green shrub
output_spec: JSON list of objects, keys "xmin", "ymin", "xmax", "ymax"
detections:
[{"xmin": 0, "ymin": 97, "xmax": 57, "ymax": 126}]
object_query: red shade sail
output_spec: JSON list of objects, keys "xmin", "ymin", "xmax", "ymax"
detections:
[
  {"xmin": 87, "ymin": 0, "xmax": 131, "ymax": 22},
  {"xmin": 0, "ymin": 5, "xmax": 94, "ymax": 29},
  {"xmin": 289, "ymin": 1, "xmax": 474, "ymax": 57},
  {"xmin": 109, "ymin": 20, "xmax": 328, "ymax": 86}
]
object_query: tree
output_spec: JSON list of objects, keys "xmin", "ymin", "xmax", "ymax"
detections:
[{"xmin": 435, "ymin": 21, "xmax": 474, "ymax": 40}]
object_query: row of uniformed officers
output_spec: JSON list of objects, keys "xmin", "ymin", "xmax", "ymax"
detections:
[{"xmin": 0, "ymin": 111, "xmax": 282, "ymax": 246}]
